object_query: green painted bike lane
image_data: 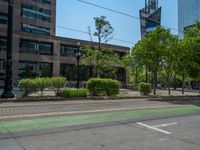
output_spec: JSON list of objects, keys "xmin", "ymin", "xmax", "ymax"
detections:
[{"xmin": 0, "ymin": 105, "xmax": 200, "ymax": 134}]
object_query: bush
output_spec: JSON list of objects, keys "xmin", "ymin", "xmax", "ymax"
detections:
[
  {"xmin": 51, "ymin": 77, "xmax": 67, "ymax": 96},
  {"xmin": 34, "ymin": 77, "xmax": 52, "ymax": 96},
  {"xmin": 62, "ymin": 88, "xmax": 87, "ymax": 98},
  {"xmin": 87, "ymin": 78, "xmax": 119, "ymax": 96},
  {"xmin": 19, "ymin": 78, "xmax": 36, "ymax": 97},
  {"xmin": 19, "ymin": 79, "xmax": 30, "ymax": 97},
  {"xmin": 139, "ymin": 82, "xmax": 152, "ymax": 95}
]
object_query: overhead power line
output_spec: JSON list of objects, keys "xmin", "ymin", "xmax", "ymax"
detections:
[
  {"xmin": 56, "ymin": 26, "xmax": 135, "ymax": 45},
  {"xmin": 56, "ymin": 26, "xmax": 88, "ymax": 34},
  {"xmin": 77, "ymin": 0, "xmax": 182, "ymax": 33}
]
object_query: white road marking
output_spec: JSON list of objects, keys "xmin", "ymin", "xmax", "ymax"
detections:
[
  {"xmin": 153, "ymin": 122, "xmax": 178, "ymax": 128},
  {"xmin": 137, "ymin": 122, "xmax": 171, "ymax": 135}
]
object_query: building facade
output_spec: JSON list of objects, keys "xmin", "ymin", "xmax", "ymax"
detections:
[
  {"xmin": 139, "ymin": 0, "xmax": 161, "ymax": 38},
  {"xmin": 178, "ymin": 0, "xmax": 200, "ymax": 38},
  {"xmin": 0, "ymin": 0, "xmax": 130, "ymax": 88}
]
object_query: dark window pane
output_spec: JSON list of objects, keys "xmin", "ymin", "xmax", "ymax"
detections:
[
  {"xmin": 32, "ymin": 0, "xmax": 51, "ymax": 5},
  {"xmin": 0, "ymin": 12, "xmax": 8, "ymax": 24},
  {"xmin": 21, "ymin": 24, "xmax": 50, "ymax": 36},
  {"xmin": 20, "ymin": 40, "xmax": 53, "ymax": 55},
  {"xmin": 21, "ymin": 4, "xmax": 51, "ymax": 22},
  {"xmin": 60, "ymin": 44, "xmax": 78, "ymax": 57}
]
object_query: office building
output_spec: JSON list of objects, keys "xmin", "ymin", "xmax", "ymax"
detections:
[
  {"xmin": 0, "ymin": 0, "xmax": 130, "ymax": 88},
  {"xmin": 139, "ymin": 0, "xmax": 161, "ymax": 38},
  {"xmin": 178, "ymin": 0, "xmax": 200, "ymax": 38}
]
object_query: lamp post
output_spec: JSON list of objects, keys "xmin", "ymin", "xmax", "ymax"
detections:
[
  {"xmin": 1, "ymin": 0, "xmax": 15, "ymax": 98},
  {"xmin": 75, "ymin": 42, "xmax": 82, "ymax": 88}
]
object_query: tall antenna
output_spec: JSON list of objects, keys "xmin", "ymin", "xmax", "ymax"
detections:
[{"xmin": 146, "ymin": 0, "xmax": 159, "ymax": 12}]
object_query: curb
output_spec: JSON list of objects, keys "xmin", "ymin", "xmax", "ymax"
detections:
[{"xmin": 0, "ymin": 95, "xmax": 200, "ymax": 103}]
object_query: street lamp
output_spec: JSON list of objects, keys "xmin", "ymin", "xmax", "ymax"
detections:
[
  {"xmin": 1, "ymin": 0, "xmax": 15, "ymax": 98},
  {"xmin": 75, "ymin": 42, "xmax": 82, "ymax": 88}
]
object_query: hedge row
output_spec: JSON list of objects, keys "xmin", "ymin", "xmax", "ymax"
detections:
[
  {"xmin": 87, "ymin": 78, "xmax": 120, "ymax": 96},
  {"xmin": 19, "ymin": 77, "xmax": 120, "ymax": 97},
  {"xmin": 62, "ymin": 88, "xmax": 88, "ymax": 98},
  {"xmin": 19, "ymin": 77, "xmax": 67, "ymax": 97}
]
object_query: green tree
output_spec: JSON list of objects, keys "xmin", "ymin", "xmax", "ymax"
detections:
[
  {"xmin": 93, "ymin": 16, "xmax": 114, "ymax": 50},
  {"xmin": 83, "ymin": 16, "xmax": 119, "ymax": 78},
  {"xmin": 130, "ymin": 45, "xmax": 144, "ymax": 85},
  {"xmin": 184, "ymin": 22, "xmax": 200, "ymax": 94},
  {"xmin": 120, "ymin": 55, "xmax": 132, "ymax": 87},
  {"xmin": 134, "ymin": 27, "xmax": 170, "ymax": 95},
  {"xmin": 81, "ymin": 46, "xmax": 120, "ymax": 79},
  {"xmin": 174, "ymin": 38, "xmax": 193, "ymax": 94},
  {"xmin": 162, "ymin": 35, "xmax": 179, "ymax": 95}
]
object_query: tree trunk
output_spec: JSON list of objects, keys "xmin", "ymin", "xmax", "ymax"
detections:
[
  {"xmin": 199, "ymin": 81, "xmax": 200, "ymax": 95},
  {"xmin": 182, "ymin": 75, "xmax": 185, "ymax": 95},
  {"xmin": 145, "ymin": 65, "xmax": 148, "ymax": 83},
  {"xmin": 167, "ymin": 75, "xmax": 171, "ymax": 95},
  {"xmin": 135, "ymin": 68, "xmax": 138, "ymax": 85},
  {"xmin": 173, "ymin": 74, "xmax": 177, "ymax": 90},
  {"xmin": 153, "ymin": 71, "xmax": 157, "ymax": 95}
]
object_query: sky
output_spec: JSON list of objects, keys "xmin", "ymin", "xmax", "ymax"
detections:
[{"xmin": 56, "ymin": 0, "xmax": 178, "ymax": 48}]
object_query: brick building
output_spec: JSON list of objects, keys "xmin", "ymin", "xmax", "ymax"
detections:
[{"xmin": 0, "ymin": 0, "xmax": 130, "ymax": 88}]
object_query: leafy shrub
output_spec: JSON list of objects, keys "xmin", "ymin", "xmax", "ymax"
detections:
[
  {"xmin": 62, "ymin": 88, "xmax": 87, "ymax": 98},
  {"xmin": 51, "ymin": 77, "xmax": 67, "ymax": 96},
  {"xmin": 139, "ymin": 82, "xmax": 152, "ymax": 95},
  {"xmin": 87, "ymin": 78, "xmax": 119, "ymax": 96},
  {"xmin": 34, "ymin": 77, "xmax": 52, "ymax": 96},
  {"xmin": 19, "ymin": 79, "xmax": 37, "ymax": 97},
  {"xmin": 19, "ymin": 79, "xmax": 30, "ymax": 97}
]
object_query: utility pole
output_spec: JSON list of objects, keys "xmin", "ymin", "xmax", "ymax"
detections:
[{"xmin": 1, "ymin": 0, "xmax": 15, "ymax": 98}]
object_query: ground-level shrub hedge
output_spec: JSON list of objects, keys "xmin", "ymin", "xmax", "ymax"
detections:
[
  {"xmin": 19, "ymin": 78, "xmax": 36, "ymax": 97},
  {"xmin": 62, "ymin": 88, "xmax": 88, "ymax": 98},
  {"xmin": 87, "ymin": 78, "xmax": 120, "ymax": 96},
  {"xmin": 19, "ymin": 77, "xmax": 67, "ymax": 97},
  {"xmin": 139, "ymin": 82, "xmax": 152, "ymax": 95}
]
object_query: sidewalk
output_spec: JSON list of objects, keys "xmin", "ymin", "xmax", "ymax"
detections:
[{"xmin": 120, "ymin": 89, "xmax": 199, "ymax": 97}]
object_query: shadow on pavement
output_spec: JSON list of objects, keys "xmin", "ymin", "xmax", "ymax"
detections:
[{"xmin": 148, "ymin": 97, "xmax": 200, "ymax": 107}]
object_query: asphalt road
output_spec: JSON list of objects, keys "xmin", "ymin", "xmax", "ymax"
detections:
[
  {"xmin": 0, "ymin": 97, "xmax": 200, "ymax": 116},
  {"xmin": 0, "ymin": 97, "xmax": 200, "ymax": 150},
  {"xmin": 0, "ymin": 114, "xmax": 200, "ymax": 150}
]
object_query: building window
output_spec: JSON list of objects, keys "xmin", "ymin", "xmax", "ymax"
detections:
[
  {"xmin": 0, "ymin": 12, "xmax": 8, "ymax": 24},
  {"xmin": 0, "ymin": 37, "xmax": 7, "ymax": 51},
  {"xmin": 0, "ymin": 0, "xmax": 8, "ymax": 2},
  {"xmin": 39, "ymin": 62, "xmax": 52, "ymax": 77},
  {"xmin": 0, "ymin": 59, "xmax": 5, "ymax": 70},
  {"xmin": 19, "ymin": 61, "xmax": 37, "ymax": 78},
  {"xmin": 60, "ymin": 44, "xmax": 79, "ymax": 57},
  {"xmin": 60, "ymin": 64, "xmax": 92, "ymax": 82},
  {"xmin": 116, "ymin": 68, "xmax": 125, "ymax": 82},
  {"xmin": 0, "ymin": 59, "xmax": 5, "ymax": 81},
  {"xmin": 19, "ymin": 61, "xmax": 52, "ymax": 78},
  {"xmin": 21, "ymin": 23, "xmax": 50, "ymax": 35},
  {"xmin": 20, "ymin": 40, "xmax": 53, "ymax": 55},
  {"xmin": 21, "ymin": 4, "xmax": 51, "ymax": 22},
  {"xmin": 32, "ymin": 0, "xmax": 51, "ymax": 5}
]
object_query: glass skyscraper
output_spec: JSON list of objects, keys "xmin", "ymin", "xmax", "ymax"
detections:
[
  {"xmin": 178, "ymin": 0, "xmax": 200, "ymax": 37},
  {"xmin": 139, "ymin": 0, "xmax": 161, "ymax": 38}
]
